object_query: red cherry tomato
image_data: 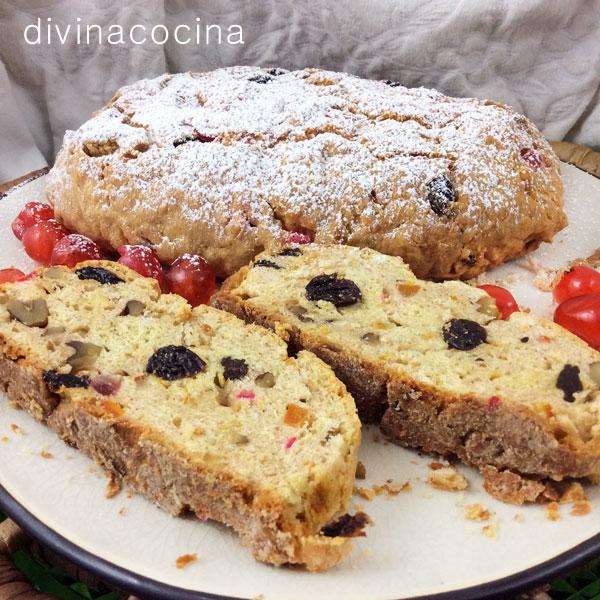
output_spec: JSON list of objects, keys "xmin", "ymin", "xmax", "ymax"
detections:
[
  {"xmin": 51, "ymin": 234, "xmax": 102, "ymax": 268},
  {"xmin": 284, "ymin": 231, "xmax": 312, "ymax": 245},
  {"xmin": 554, "ymin": 293, "xmax": 600, "ymax": 351},
  {"xmin": 21, "ymin": 219, "xmax": 69, "ymax": 265},
  {"xmin": 553, "ymin": 266, "xmax": 600, "ymax": 304},
  {"xmin": 11, "ymin": 202, "xmax": 55, "ymax": 240},
  {"xmin": 477, "ymin": 284, "xmax": 519, "ymax": 320},
  {"xmin": 165, "ymin": 254, "xmax": 216, "ymax": 307},
  {"xmin": 117, "ymin": 245, "xmax": 163, "ymax": 284},
  {"xmin": 0, "ymin": 268, "xmax": 26, "ymax": 284}
]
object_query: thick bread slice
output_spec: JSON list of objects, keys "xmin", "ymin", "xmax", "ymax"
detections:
[
  {"xmin": 214, "ymin": 244, "xmax": 600, "ymax": 494},
  {"xmin": 0, "ymin": 261, "xmax": 361, "ymax": 569}
]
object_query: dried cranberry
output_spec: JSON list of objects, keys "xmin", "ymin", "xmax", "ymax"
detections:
[
  {"xmin": 556, "ymin": 364, "xmax": 582, "ymax": 402},
  {"xmin": 76, "ymin": 266, "xmax": 124, "ymax": 285},
  {"xmin": 278, "ymin": 247, "xmax": 302, "ymax": 257},
  {"xmin": 284, "ymin": 232, "xmax": 312, "ymax": 244},
  {"xmin": 305, "ymin": 273, "xmax": 362, "ymax": 307},
  {"xmin": 426, "ymin": 174, "xmax": 457, "ymax": 216},
  {"xmin": 520, "ymin": 148, "xmax": 544, "ymax": 170},
  {"xmin": 43, "ymin": 370, "xmax": 90, "ymax": 392},
  {"xmin": 442, "ymin": 319, "xmax": 487, "ymax": 350},
  {"xmin": 92, "ymin": 375, "xmax": 122, "ymax": 396},
  {"xmin": 248, "ymin": 75, "xmax": 272, "ymax": 84},
  {"xmin": 221, "ymin": 357, "xmax": 249, "ymax": 380},
  {"xmin": 321, "ymin": 512, "xmax": 369, "ymax": 537},
  {"xmin": 146, "ymin": 345, "xmax": 206, "ymax": 381},
  {"xmin": 254, "ymin": 259, "xmax": 282, "ymax": 269},
  {"xmin": 193, "ymin": 129, "xmax": 216, "ymax": 143}
]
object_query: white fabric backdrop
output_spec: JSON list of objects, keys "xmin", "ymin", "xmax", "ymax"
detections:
[{"xmin": 1, "ymin": 0, "xmax": 599, "ymax": 182}]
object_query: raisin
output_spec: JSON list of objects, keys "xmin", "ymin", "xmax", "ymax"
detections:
[
  {"xmin": 442, "ymin": 319, "xmax": 487, "ymax": 350},
  {"xmin": 76, "ymin": 266, "xmax": 124, "ymax": 285},
  {"xmin": 305, "ymin": 273, "xmax": 362, "ymax": 307},
  {"xmin": 248, "ymin": 75, "xmax": 272, "ymax": 84},
  {"xmin": 321, "ymin": 512, "xmax": 370, "ymax": 538},
  {"xmin": 43, "ymin": 370, "xmax": 90, "ymax": 392},
  {"xmin": 278, "ymin": 247, "xmax": 302, "ymax": 257},
  {"xmin": 266, "ymin": 68, "xmax": 286, "ymax": 76},
  {"xmin": 146, "ymin": 345, "xmax": 206, "ymax": 381},
  {"xmin": 384, "ymin": 80, "xmax": 401, "ymax": 87},
  {"xmin": 520, "ymin": 337, "xmax": 529, "ymax": 343},
  {"xmin": 556, "ymin": 364, "xmax": 582, "ymax": 402},
  {"xmin": 173, "ymin": 134, "xmax": 196, "ymax": 148},
  {"xmin": 254, "ymin": 259, "xmax": 282, "ymax": 269},
  {"xmin": 221, "ymin": 357, "xmax": 249, "ymax": 380},
  {"xmin": 426, "ymin": 174, "xmax": 457, "ymax": 216}
]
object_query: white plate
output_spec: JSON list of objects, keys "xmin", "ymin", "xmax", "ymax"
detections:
[{"xmin": 0, "ymin": 165, "xmax": 599, "ymax": 600}]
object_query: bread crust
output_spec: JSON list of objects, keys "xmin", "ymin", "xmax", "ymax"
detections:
[{"xmin": 214, "ymin": 273, "xmax": 600, "ymax": 487}]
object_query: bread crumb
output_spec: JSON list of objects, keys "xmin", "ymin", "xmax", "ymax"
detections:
[
  {"xmin": 427, "ymin": 466, "xmax": 468, "ymax": 491},
  {"xmin": 40, "ymin": 450, "xmax": 54, "ymax": 459},
  {"xmin": 545, "ymin": 502, "xmax": 560, "ymax": 521},
  {"xmin": 10, "ymin": 424, "xmax": 22, "ymax": 434},
  {"xmin": 464, "ymin": 503, "xmax": 491, "ymax": 522},
  {"xmin": 355, "ymin": 461, "xmax": 366, "ymax": 480},
  {"xmin": 0, "ymin": 437, "xmax": 9, "ymax": 443},
  {"xmin": 428, "ymin": 462, "xmax": 445, "ymax": 471},
  {"xmin": 514, "ymin": 513, "xmax": 525, "ymax": 523},
  {"xmin": 372, "ymin": 432, "xmax": 381, "ymax": 443},
  {"xmin": 126, "ymin": 489, "xmax": 134, "ymax": 499},
  {"xmin": 251, "ymin": 595, "xmax": 265, "ymax": 600},
  {"xmin": 482, "ymin": 521, "xmax": 497, "ymax": 539},
  {"xmin": 118, "ymin": 507, "xmax": 126, "ymax": 516},
  {"xmin": 106, "ymin": 472, "xmax": 122, "ymax": 499},
  {"xmin": 559, "ymin": 482, "xmax": 588, "ymax": 504},
  {"xmin": 354, "ymin": 480, "xmax": 411, "ymax": 500},
  {"xmin": 571, "ymin": 501, "xmax": 592, "ymax": 517},
  {"xmin": 176, "ymin": 553, "xmax": 197, "ymax": 569}
]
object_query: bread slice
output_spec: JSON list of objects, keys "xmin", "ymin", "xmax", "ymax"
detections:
[
  {"xmin": 0, "ymin": 261, "xmax": 362, "ymax": 570},
  {"xmin": 214, "ymin": 244, "xmax": 600, "ymax": 499}
]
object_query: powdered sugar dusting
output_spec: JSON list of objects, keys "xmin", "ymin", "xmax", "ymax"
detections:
[{"xmin": 46, "ymin": 67, "xmax": 562, "ymax": 277}]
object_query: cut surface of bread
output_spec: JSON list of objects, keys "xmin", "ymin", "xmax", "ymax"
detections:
[
  {"xmin": 0, "ymin": 261, "xmax": 361, "ymax": 570},
  {"xmin": 214, "ymin": 244, "xmax": 600, "ymax": 497}
]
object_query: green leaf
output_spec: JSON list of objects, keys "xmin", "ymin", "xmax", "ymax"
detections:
[{"xmin": 70, "ymin": 581, "xmax": 93, "ymax": 599}]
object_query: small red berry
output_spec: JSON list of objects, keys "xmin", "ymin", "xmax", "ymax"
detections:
[
  {"xmin": 0, "ymin": 268, "xmax": 26, "ymax": 284},
  {"xmin": 477, "ymin": 285, "xmax": 519, "ymax": 320},
  {"xmin": 11, "ymin": 202, "xmax": 55, "ymax": 241},
  {"xmin": 117, "ymin": 245, "xmax": 163, "ymax": 284},
  {"xmin": 165, "ymin": 254, "xmax": 216, "ymax": 307},
  {"xmin": 487, "ymin": 396, "xmax": 502, "ymax": 410},
  {"xmin": 553, "ymin": 266, "xmax": 600, "ymax": 304},
  {"xmin": 284, "ymin": 232, "xmax": 312, "ymax": 244},
  {"xmin": 22, "ymin": 219, "xmax": 69, "ymax": 265},
  {"xmin": 51, "ymin": 234, "xmax": 102, "ymax": 268}
]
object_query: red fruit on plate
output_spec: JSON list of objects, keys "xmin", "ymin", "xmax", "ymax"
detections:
[
  {"xmin": 554, "ymin": 293, "xmax": 600, "ymax": 351},
  {"xmin": 11, "ymin": 202, "xmax": 55, "ymax": 240},
  {"xmin": 51, "ymin": 234, "xmax": 102, "ymax": 268},
  {"xmin": 22, "ymin": 219, "xmax": 69, "ymax": 265},
  {"xmin": 165, "ymin": 254, "xmax": 216, "ymax": 307},
  {"xmin": 117, "ymin": 245, "xmax": 163, "ymax": 284},
  {"xmin": 477, "ymin": 284, "xmax": 519, "ymax": 320},
  {"xmin": 553, "ymin": 266, "xmax": 600, "ymax": 304},
  {"xmin": 284, "ymin": 232, "xmax": 312, "ymax": 245},
  {"xmin": 0, "ymin": 268, "xmax": 26, "ymax": 284}
]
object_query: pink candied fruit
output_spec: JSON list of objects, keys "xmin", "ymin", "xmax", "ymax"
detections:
[
  {"xmin": 284, "ymin": 436, "xmax": 298, "ymax": 449},
  {"xmin": 520, "ymin": 148, "xmax": 544, "ymax": 170},
  {"xmin": 91, "ymin": 375, "xmax": 122, "ymax": 396},
  {"xmin": 236, "ymin": 389, "xmax": 256, "ymax": 401},
  {"xmin": 487, "ymin": 396, "xmax": 501, "ymax": 409},
  {"xmin": 284, "ymin": 232, "xmax": 312, "ymax": 245}
]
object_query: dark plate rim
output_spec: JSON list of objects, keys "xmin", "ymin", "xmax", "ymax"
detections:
[
  {"xmin": 2, "ymin": 165, "xmax": 600, "ymax": 599},
  {"xmin": 2, "ymin": 482, "xmax": 600, "ymax": 600}
]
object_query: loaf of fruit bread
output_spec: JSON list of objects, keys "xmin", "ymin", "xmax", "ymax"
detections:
[
  {"xmin": 46, "ymin": 66, "xmax": 565, "ymax": 280},
  {"xmin": 0, "ymin": 261, "xmax": 362, "ymax": 570},
  {"xmin": 214, "ymin": 244, "xmax": 600, "ymax": 500}
]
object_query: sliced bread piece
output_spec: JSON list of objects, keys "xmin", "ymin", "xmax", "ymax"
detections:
[
  {"xmin": 214, "ymin": 244, "xmax": 600, "ymax": 498},
  {"xmin": 0, "ymin": 261, "xmax": 362, "ymax": 570}
]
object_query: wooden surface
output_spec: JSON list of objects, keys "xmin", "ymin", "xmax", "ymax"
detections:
[{"xmin": 0, "ymin": 142, "xmax": 598, "ymax": 599}]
